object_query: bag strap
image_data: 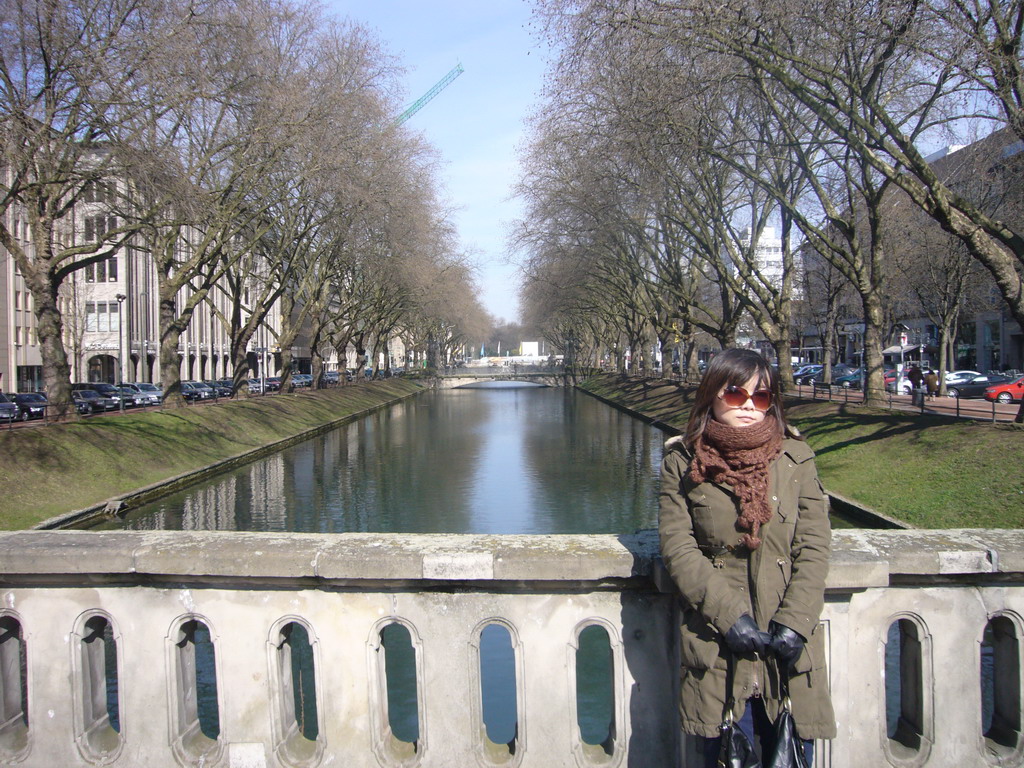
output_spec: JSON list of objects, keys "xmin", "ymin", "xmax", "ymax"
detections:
[
  {"xmin": 723, "ymin": 652, "xmax": 739, "ymax": 724},
  {"xmin": 777, "ymin": 658, "xmax": 793, "ymax": 713}
]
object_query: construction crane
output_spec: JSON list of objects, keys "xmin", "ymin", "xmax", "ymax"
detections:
[{"xmin": 395, "ymin": 63, "xmax": 465, "ymax": 125}]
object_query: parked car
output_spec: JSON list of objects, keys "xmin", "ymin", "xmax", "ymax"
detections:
[
  {"xmin": 807, "ymin": 364, "xmax": 857, "ymax": 385},
  {"xmin": 884, "ymin": 367, "xmax": 925, "ymax": 394},
  {"xmin": 74, "ymin": 382, "xmax": 127, "ymax": 408},
  {"xmin": 183, "ymin": 381, "xmax": 215, "ymax": 400},
  {"xmin": 984, "ymin": 375, "xmax": 1024, "ymax": 403},
  {"xmin": 945, "ymin": 370, "xmax": 982, "ymax": 384},
  {"xmin": 179, "ymin": 381, "xmax": 208, "ymax": 401},
  {"xmin": 203, "ymin": 380, "xmax": 232, "ymax": 398},
  {"xmin": 833, "ymin": 369, "xmax": 863, "ymax": 389},
  {"xmin": 944, "ymin": 373, "xmax": 1011, "ymax": 399},
  {"xmin": 72, "ymin": 389, "xmax": 117, "ymax": 414},
  {"xmin": 292, "ymin": 373, "xmax": 312, "ymax": 388},
  {"xmin": 793, "ymin": 364, "xmax": 824, "ymax": 384},
  {"xmin": 0, "ymin": 394, "xmax": 16, "ymax": 421},
  {"xmin": 792, "ymin": 364, "xmax": 821, "ymax": 381},
  {"xmin": 117, "ymin": 382, "xmax": 158, "ymax": 406},
  {"xmin": 264, "ymin": 377, "xmax": 281, "ymax": 392},
  {"xmin": 114, "ymin": 385, "xmax": 145, "ymax": 407},
  {"xmin": 12, "ymin": 392, "xmax": 47, "ymax": 421},
  {"xmin": 131, "ymin": 382, "xmax": 163, "ymax": 405},
  {"xmin": 247, "ymin": 378, "xmax": 264, "ymax": 394}
]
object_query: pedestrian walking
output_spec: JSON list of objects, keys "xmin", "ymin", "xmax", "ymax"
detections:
[
  {"xmin": 924, "ymin": 369, "xmax": 939, "ymax": 398},
  {"xmin": 659, "ymin": 348, "xmax": 835, "ymax": 767},
  {"xmin": 907, "ymin": 365, "xmax": 923, "ymax": 391}
]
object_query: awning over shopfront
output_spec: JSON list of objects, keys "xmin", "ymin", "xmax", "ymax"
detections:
[{"xmin": 882, "ymin": 344, "xmax": 920, "ymax": 355}]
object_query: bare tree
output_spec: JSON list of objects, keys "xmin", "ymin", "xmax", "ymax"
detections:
[{"xmin": 0, "ymin": 0, "xmax": 189, "ymax": 408}]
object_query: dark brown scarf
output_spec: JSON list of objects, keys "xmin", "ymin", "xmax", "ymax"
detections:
[{"xmin": 689, "ymin": 416, "xmax": 782, "ymax": 550}]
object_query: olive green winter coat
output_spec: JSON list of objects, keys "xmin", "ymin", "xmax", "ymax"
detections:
[{"xmin": 659, "ymin": 434, "xmax": 836, "ymax": 740}]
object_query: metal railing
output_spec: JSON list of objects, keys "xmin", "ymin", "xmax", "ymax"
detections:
[{"xmin": 803, "ymin": 380, "xmax": 1020, "ymax": 423}]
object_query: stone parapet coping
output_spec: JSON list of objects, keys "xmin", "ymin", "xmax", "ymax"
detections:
[{"xmin": 0, "ymin": 529, "xmax": 1021, "ymax": 589}]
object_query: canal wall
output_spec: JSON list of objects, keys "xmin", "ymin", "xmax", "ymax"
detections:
[
  {"xmin": 0, "ymin": 380, "xmax": 424, "ymax": 530},
  {"xmin": 0, "ymin": 529, "xmax": 1020, "ymax": 767}
]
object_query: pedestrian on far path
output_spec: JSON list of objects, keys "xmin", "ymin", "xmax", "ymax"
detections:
[
  {"xmin": 907, "ymin": 365, "xmax": 923, "ymax": 391},
  {"xmin": 659, "ymin": 348, "xmax": 835, "ymax": 767},
  {"xmin": 924, "ymin": 369, "xmax": 939, "ymax": 398}
]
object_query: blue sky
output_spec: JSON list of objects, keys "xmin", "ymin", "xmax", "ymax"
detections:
[{"xmin": 325, "ymin": 0, "xmax": 551, "ymax": 324}]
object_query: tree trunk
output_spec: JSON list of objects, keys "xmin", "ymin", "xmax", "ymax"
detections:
[
  {"xmin": 230, "ymin": 340, "xmax": 252, "ymax": 397},
  {"xmin": 862, "ymin": 292, "xmax": 887, "ymax": 407},
  {"xmin": 159, "ymin": 292, "xmax": 187, "ymax": 407},
  {"xmin": 937, "ymin": 324, "xmax": 951, "ymax": 396},
  {"xmin": 773, "ymin": 337, "xmax": 794, "ymax": 389},
  {"xmin": 35, "ymin": 290, "xmax": 73, "ymax": 417}
]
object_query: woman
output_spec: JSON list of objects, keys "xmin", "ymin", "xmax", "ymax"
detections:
[{"xmin": 659, "ymin": 349, "xmax": 835, "ymax": 766}]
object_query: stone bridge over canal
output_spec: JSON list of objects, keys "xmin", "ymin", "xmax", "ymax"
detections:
[
  {"xmin": 433, "ymin": 365, "xmax": 569, "ymax": 388},
  {"xmin": 0, "ymin": 528, "xmax": 1020, "ymax": 767}
]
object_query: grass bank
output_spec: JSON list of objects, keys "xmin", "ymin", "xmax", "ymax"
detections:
[
  {"xmin": 579, "ymin": 374, "xmax": 1024, "ymax": 529},
  {"xmin": 0, "ymin": 380, "xmax": 422, "ymax": 529}
]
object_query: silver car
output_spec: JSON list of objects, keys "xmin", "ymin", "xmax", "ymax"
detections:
[{"xmin": 119, "ymin": 382, "xmax": 162, "ymax": 406}]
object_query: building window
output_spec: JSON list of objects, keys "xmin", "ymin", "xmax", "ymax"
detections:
[
  {"xmin": 85, "ymin": 303, "xmax": 119, "ymax": 333},
  {"xmin": 84, "ymin": 215, "xmax": 117, "ymax": 243},
  {"xmin": 84, "ymin": 257, "xmax": 118, "ymax": 283},
  {"xmin": 83, "ymin": 181, "xmax": 114, "ymax": 204}
]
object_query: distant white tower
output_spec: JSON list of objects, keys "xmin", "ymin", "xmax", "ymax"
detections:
[{"xmin": 740, "ymin": 226, "xmax": 802, "ymax": 299}]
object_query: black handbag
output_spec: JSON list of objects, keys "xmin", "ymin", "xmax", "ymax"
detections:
[
  {"xmin": 766, "ymin": 674, "xmax": 809, "ymax": 768},
  {"xmin": 718, "ymin": 655, "xmax": 762, "ymax": 768},
  {"xmin": 717, "ymin": 708, "xmax": 761, "ymax": 768}
]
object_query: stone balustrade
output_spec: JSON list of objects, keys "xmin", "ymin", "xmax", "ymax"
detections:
[{"xmin": 0, "ymin": 528, "xmax": 1021, "ymax": 767}]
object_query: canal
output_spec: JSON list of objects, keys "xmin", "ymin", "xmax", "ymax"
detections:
[{"xmin": 96, "ymin": 384, "xmax": 664, "ymax": 534}]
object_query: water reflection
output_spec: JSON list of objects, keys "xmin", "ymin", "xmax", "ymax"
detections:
[{"xmin": 102, "ymin": 388, "xmax": 663, "ymax": 534}]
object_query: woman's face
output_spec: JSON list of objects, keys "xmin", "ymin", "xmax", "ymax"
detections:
[{"xmin": 711, "ymin": 373, "xmax": 769, "ymax": 428}]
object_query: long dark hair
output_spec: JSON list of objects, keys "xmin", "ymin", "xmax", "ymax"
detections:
[{"xmin": 683, "ymin": 348, "xmax": 794, "ymax": 449}]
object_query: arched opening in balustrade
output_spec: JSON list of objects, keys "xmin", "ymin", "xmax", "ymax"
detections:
[
  {"xmin": 475, "ymin": 621, "xmax": 520, "ymax": 762},
  {"xmin": 0, "ymin": 615, "xmax": 28, "ymax": 758},
  {"xmin": 982, "ymin": 615, "xmax": 1022, "ymax": 756},
  {"xmin": 169, "ymin": 618, "xmax": 221, "ymax": 764},
  {"xmin": 270, "ymin": 619, "xmax": 323, "ymax": 766},
  {"xmin": 884, "ymin": 617, "xmax": 932, "ymax": 761},
  {"xmin": 370, "ymin": 622, "xmax": 421, "ymax": 761},
  {"xmin": 73, "ymin": 613, "xmax": 122, "ymax": 761},
  {"xmin": 575, "ymin": 623, "xmax": 616, "ymax": 761}
]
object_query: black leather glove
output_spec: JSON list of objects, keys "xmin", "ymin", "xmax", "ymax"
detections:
[
  {"xmin": 723, "ymin": 614, "xmax": 771, "ymax": 655},
  {"xmin": 768, "ymin": 620, "xmax": 806, "ymax": 666}
]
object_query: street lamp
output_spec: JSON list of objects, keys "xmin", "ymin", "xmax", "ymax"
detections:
[{"xmin": 115, "ymin": 293, "xmax": 126, "ymax": 412}]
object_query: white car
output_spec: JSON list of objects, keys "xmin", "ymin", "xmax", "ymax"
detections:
[{"xmin": 945, "ymin": 370, "xmax": 982, "ymax": 384}]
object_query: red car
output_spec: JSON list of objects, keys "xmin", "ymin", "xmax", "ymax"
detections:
[{"xmin": 984, "ymin": 375, "xmax": 1024, "ymax": 403}]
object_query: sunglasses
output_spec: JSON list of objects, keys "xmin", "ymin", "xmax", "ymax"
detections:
[{"xmin": 719, "ymin": 385, "xmax": 773, "ymax": 410}]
